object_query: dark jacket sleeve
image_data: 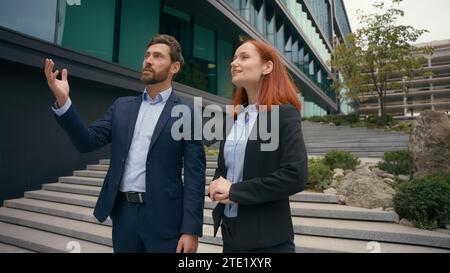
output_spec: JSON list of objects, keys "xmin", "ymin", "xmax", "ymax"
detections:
[
  {"xmin": 54, "ymin": 99, "xmax": 118, "ymax": 153},
  {"xmin": 212, "ymin": 126, "xmax": 227, "ymax": 237},
  {"xmin": 213, "ymin": 141, "xmax": 226, "ymax": 180},
  {"xmin": 181, "ymin": 104, "xmax": 206, "ymax": 236},
  {"xmin": 229, "ymin": 104, "xmax": 308, "ymax": 205}
]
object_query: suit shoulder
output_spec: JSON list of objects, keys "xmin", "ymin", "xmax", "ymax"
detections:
[
  {"xmin": 278, "ymin": 103, "xmax": 301, "ymax": 117},
  {"xmin": 113, "ymin": 96, "xmax": 139, "ymax": 105},
  {"xmin": 177, "ymin": 96, "xmax": 197, "ymax": 111}
]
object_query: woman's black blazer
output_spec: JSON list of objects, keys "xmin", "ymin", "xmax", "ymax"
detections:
[{"xmin": 212, "ymin": 103, "xmax": 308, "ymax": 249}]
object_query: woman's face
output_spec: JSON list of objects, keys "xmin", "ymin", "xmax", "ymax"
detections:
[{"xmin": 230, "ymin": 42, "xmax": 265, "ymax": 89}]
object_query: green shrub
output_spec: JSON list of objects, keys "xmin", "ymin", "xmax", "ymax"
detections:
[
  {"xmin": 384, "ymin": 121, "xmax": 412, "ymax": 134},
  {"xmin": 423, "ymin": 172, "xmax": 450, "ymax": 187},
  {"xmin": 306, "ymin": 116, "xmax": 328, "ymax": 123},
  {"xmin": 343, "ymin": 112, "xmax": 360, "ymax": 124},
  {"xmin": 305, "ymin": 113, "xmax": 360, "ymax": 126},
  {"xmin": 394, "ymin": 173, "xmax": 450, "ymax": 230},
  {"xmin": 378, "ymin": 150, "xmax": 413, "ymax": 176},
  {"xmin": 366, "ymin": 114, "xmax": 394, "ymax": 127},
  {"xmin": 307, "ymin": 158, "xmax": 334, "ymax": 192},
  {"xmin": 324, "ymin": 150, "xmax": 361, "ymax": 170}
]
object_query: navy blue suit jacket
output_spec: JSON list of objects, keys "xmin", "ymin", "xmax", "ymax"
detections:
[{"xmin": 55, "ymin": 91, "xmax": 206, "ymax": 238}]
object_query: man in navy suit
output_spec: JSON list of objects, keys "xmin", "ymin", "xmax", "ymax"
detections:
[{"xmin": 44, "ymin": 34, "xmax": 206, "ymax": 253}]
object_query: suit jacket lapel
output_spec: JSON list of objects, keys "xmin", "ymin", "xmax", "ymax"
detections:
[
  {"xmin": 243, "ymin": 110, "xmax": 271, "ymax": 180},
  {"xmin": 148, "ymin": 91, "xmax": 179, "ymax": 153},
  {"xmin": 126, "ymin": 96, "xmax": 143, "ymax": 153}
]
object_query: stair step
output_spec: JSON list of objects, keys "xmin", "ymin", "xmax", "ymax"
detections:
[
  {"xmin": 0, "ymin": 221, "xmax": 112, "ymax": 253},
  {"xmin": 305, "ymin": 147, "xmax": 407, "ymax": 152},
  {"xmin": 75, "ymin": 170, "xmax": 218, "ymax": 179},
  {"xmin": 289, "ymin": 215, "xmax": 450, "ymax": 249},
  {"xmin": 203, "ymin": 201, "xmax": 398, "ymax": 222},
  {"xmin": 290, "ymin": 191, "xmax": 338, "ymax": 203},
  {"xmin": 304, "ymin": 139, "xmax": 408, "ymax": 145},
  {"xmin": 4, "ymin": 198, "xmax": 111, "ymax": 226},
  {"xmin": 73, "ymin": 170, "xmax": 106, "ymax": 179},
  {"xmin": 200, "ymin": 223, "xmax": 449, "ymax": 253},
  {"xmin": 100, "ymin": 160, "xmax": 218, "ymax": 169},
  {"xmin": 87, "ymin": 164, "xmax": 217, "ymax": 176},
  {"xmin": 87, "ymin": 165, "xmax": 109, "ymax": 171},
  {"xmin": 306, "ymin": 143, "xmax": 408, "ymax": 148},
  {"xmin": 25, "ymin": 190, "xmax": 97, "ymax": 208},
  {"xmin": 308, "ymin": 152, "xmax": 386, "ymax": 158},
  {"xmin": 0, "ymin": 242, "xmax": 35, "ymax": 253},
  {"xmin": 197, "ymin": 243, "xmax": 222, "ymax": 253},
  {"xmin": 201, "ymin": 210, "xmax": 450, "ymax": 249},
  {"xmin": 0, "ymin": 207, "xmax": 112, "ymax": 246},
  {"xmin": 59, "ymin": 176, "xmax": 103, "ymax": 187},
  {"xmin": 43, "ymin": 183, "xmax": 101, "ymax": 196}
]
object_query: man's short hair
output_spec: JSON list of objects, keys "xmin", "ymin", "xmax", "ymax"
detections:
[{"xmin": 147, "ymin": 34, "xmax": 184, "ymax": 68}]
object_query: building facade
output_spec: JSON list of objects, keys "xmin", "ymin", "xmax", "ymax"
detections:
[
  {"xmin": 0, "ymin": 0, "xmax": 352, "ymax": 116},
  {"xmin": 0, "ymin": 0, "xmax": 352, "ymax": 203},
  {"xmin": 358, "ymin": 39, "xmax": 450, "ymax": 119}
]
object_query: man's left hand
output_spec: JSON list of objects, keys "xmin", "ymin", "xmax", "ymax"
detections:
[{"xmin": 176, "ymin": 234, "xmax": 199, "ymax": 253}]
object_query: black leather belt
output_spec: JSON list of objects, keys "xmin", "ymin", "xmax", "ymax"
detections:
[{"xmin": 118, "ymin": 191, "xmax": 146, "ymax": 203}]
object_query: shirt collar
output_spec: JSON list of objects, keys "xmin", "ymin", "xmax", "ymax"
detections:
[
  {"xmin": 246, "ymin": 104, "xmax": 258, "ymax": 113},
  {"xmin": 143, "ymin": 87, "xmax": 172, "ymax": 104}
]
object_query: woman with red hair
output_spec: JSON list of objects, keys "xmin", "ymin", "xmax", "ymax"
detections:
[{"xmin": 208, "ymin": 39, "xmax": 308, "ymax": 252}]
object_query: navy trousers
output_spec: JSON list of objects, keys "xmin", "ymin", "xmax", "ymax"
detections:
[
  {"xmin": 221, "ymin": 216, "xmax": 296, "ymax": 253},
  {"xmin": 110, "ymin": 198, "xmax": 179, "ymax": 253}
]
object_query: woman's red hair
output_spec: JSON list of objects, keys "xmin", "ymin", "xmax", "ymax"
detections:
[{"xmin": 231, "ymin": 39, "xmax": 302, "ymax": 112}]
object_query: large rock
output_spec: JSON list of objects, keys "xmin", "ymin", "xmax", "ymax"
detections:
[
  {"xmin": 337, "ymin": 163, "xmax": 395, "ymax": 209},
  {"xmin": 408, "ymin": 111, "xmax": 450, "ymax": 178}
]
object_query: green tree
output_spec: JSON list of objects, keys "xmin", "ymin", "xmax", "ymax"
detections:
[{"xmin": 331, "ymin": 0, "xmax": 433, "ymax": 120}]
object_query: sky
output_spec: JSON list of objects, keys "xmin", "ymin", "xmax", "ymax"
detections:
[{"xmin": 343, "ymin": 0, "xmax": 450, "ymax": 43}]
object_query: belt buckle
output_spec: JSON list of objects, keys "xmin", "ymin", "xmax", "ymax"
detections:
[
  {"xmin": 126, "ymin": 192, "xmax": 143, "ymax": 203},
  {"xmin": 125, "ymin": 192, "xmax": 132, "ymax": 202}
]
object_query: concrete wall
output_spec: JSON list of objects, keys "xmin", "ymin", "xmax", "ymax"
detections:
[{"xmin": 0, "ymin": 59, "xmax": 137, "ymax": 203}]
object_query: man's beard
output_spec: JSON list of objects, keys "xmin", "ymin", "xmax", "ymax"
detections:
[{"xmin": 141, "ymin": 65, "xmax": 171, "ymax": 85}]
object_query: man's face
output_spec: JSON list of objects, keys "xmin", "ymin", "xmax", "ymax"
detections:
[{"xmin": 141, "ymin": 44, "xmax": 174, "ymax": 85}]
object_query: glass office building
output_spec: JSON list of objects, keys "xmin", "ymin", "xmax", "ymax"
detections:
[{"xmin": 0, "ymin": 0, "xmax": 352, "ymax": 116}]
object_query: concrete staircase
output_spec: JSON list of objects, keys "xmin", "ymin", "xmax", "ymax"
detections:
[
  {"xmin": 302, "ymin": 121, "xmax": 409, "ymax": 158},
  {"xmin": 1, "ymin": 156, "xmax": 450, "ymax": 253}
]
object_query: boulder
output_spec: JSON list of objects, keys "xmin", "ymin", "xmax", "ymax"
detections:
[
  {"xmin": 399, "ymin": 218, "xmax": 416, "ymax": 228},
  {"xmin": 333, "ymin": 168, "xmax": 345, "ymax": 178},
  {"xmin": 324, "ymin": 188, "xmax": 337, "ymax": 195},
  {"xmin": 336, "ymin": 163, "xmax": 395, "ymax": 209},
  {"xmin": 383, "ymin": 178, "xmax": 396, "ymax": 187},
  {"xmin": 408, "ymin": 111, "xmax": 450, "ymax": 178},
  {"xmin": 397, "ymin": 174, "xmax": 410, "ymax": 182}
]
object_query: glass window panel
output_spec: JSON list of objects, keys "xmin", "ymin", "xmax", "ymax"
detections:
[
  {"xmin": 265, "ymin": 5, "xmax": 276, "ymax": 46},
  {"xmin": 240, "ymin": 0, "xmax": 250, "ymax": 22},
  {"xmin": 193, "ymin": 24, "xmax": 215, "ymax": 63},
  {"xmin": 253, "ymin": 0, "xmax": 264, "ymax": 35},
  {"xmin": 217, "ymin": 39, "xmax": 233, "ymax": 98},
  {"xmin": 59, "ymin": 0, "xmax": 116, "ymax": 61},
  {"xmin": 275, "ymin": 16, "xmax": 284, "ymax": 53},
  {"xmin": 119, "ymin": 0, "xmax": 160, "ymax": 71},
  {"xmin": 0, "ymin": 0, "xmax": 57, "ymax": 42}
]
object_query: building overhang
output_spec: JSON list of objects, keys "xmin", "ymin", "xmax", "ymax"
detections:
[{"xmin": 0, "ymin": 26, "xmax": 230, "ymax": 108}]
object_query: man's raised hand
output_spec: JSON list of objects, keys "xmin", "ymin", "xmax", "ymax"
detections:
[{"xmin": 44, "ymin": 58, "xmax": 70, "ymax": 107}]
